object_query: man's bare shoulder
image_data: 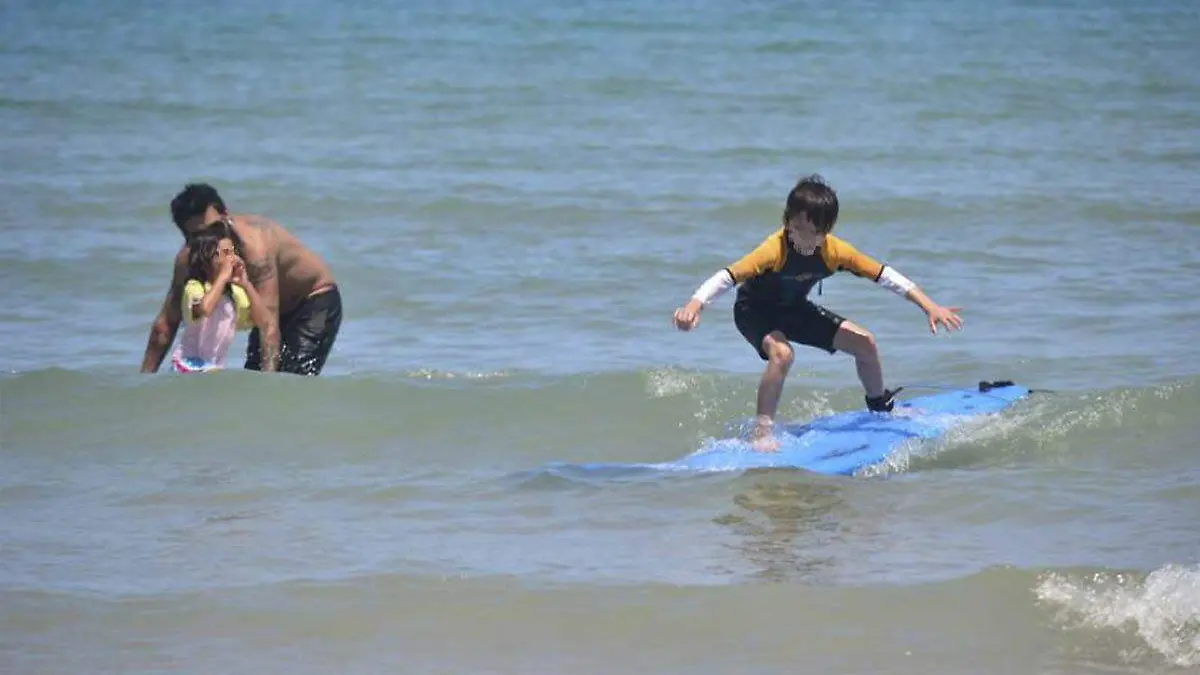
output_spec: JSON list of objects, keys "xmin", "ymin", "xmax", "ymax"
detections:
[
  {"xmin": 238, "ymin": 213, "xmax": 286, "ymax": 234},
  {"xmin": 226, "ymin": 213, "xmax": 274, "ymax": 254},
  {"xmin": 232, "ymin": 213, "xmax": 336, "ymax": 300}
]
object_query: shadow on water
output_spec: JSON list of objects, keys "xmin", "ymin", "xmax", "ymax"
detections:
[{"xmin": 714, "ymin": 471, "xmax": 853, "ymax": 585}]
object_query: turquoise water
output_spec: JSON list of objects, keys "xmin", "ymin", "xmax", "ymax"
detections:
[{"xmin": 2, "ymin": 0, "xmax": 1199, "ymax": 672}]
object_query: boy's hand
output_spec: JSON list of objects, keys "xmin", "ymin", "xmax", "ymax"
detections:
[
  {"xmin": 927, "ymin": 305, "xmax": 964, "ymax": 334},
  {"xmin": 673, "ymin": 300, "xmax": 703, "ymax": 331}
]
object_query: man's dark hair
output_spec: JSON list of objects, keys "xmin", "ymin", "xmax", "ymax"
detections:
[
  {"xmin": 784, "ymin": 174, "xmax": 839, "ymax": 234},
  {"xmin": 170, "ymin": 183, "xmax": 227, "ymax": 234}
]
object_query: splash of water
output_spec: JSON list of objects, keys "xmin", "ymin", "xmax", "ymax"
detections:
[{"xmin": 1036, "ymin": 563, "xmax": 1200, "ymax": 668}]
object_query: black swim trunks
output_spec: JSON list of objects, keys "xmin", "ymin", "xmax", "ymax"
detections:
[
  {"xmin": 734, "ymin": 298, "xmax": 845, "ymax": 359},
  {"xmin": 245, "ymin": 285, "xmax": 343, "ymax": 376}
]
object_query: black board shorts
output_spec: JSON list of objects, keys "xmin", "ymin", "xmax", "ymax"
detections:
[
  {"xmin": 245, "ymin": 285, "xmax": 343, "ymax": 376},
  {"xmin": 734, "ymin": 299, "xmax": 845, "ymax": 359}
]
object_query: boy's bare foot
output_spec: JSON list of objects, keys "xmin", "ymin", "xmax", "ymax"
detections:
[{"xmin": 750, "ymin": 417, "xmax": 780, "ymax": 453}]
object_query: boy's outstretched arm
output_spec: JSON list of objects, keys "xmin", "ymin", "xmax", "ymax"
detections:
[
  {"xmin": 876, "ymin": 266, "xmax": 964, "ymax": 334},
  {"xmin": 673, "ymin": 269, "xmax": 735, "ymax": 331},
  {"xmin": 674, "ymin": 229, "xmax": 786, "ymax": 331},
  {"xmin": 825, "ymin": 236, "xmax": 964, "ymax": 335}
]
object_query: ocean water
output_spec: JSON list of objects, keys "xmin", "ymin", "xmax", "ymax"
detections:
[{"xmin": 2, "ymin": 0, "xmax": 1199, "ymax": 673}]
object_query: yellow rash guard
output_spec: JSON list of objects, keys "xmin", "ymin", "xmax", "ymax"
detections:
[{"xmin": 726, "ymin": 228, "xmax": 884, "ymax": 306}]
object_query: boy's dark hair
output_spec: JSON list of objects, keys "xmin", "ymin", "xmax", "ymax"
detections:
[
  {"xmin": 784, "ymin": 174, "xmax": 839, "ymax": 233},
  {"xmin": 170, "ymin": 183, "xmax": 227, "ymax": 234}
]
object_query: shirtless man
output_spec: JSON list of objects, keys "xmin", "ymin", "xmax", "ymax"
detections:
[{"xmin": 139, "ymin": 183, "xmax": 343, "ymax": 376}]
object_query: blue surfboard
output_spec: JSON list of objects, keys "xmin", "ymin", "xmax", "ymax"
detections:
[{"xmin": 553, "ymin": 381, "xmax": 1030, "ymax": 478}]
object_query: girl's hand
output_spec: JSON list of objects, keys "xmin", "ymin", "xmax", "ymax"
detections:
[
  {"xmin": 229, "ymin": 257, "xmax": 247, "ymax": 285},
  {"xmin": 215, "ymin": 254, "xmax": 236, "ymax": 282}
]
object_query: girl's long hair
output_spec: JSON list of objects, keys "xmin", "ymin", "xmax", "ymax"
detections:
[{"xmin": 186, "ymin": 226, "xmax": 239, "ymax": 299}]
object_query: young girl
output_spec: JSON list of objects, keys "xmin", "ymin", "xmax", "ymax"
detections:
[{"xmin": 170, "ymin": 230, "xmax": 270, "ymax": 373}]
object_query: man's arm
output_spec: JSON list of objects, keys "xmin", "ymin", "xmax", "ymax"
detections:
[
  {"xmin": 140, "ymin": 254, "xmax": 188, "ymax": 373},
  {"xmin": 245, "ymin": 252, "xmax": 281, "ymax": 372}
]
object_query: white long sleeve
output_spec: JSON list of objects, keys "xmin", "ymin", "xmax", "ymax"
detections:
[
  {"xmin": 877, "ymin": 265, "xmax": 916, "ymax": 296},
  {"xmin": 692, "ymin": 269, "xmax": 736, "ymax": 305}
]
